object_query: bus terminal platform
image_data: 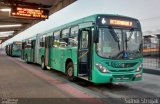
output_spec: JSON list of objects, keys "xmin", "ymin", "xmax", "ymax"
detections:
[{"xmin": 0, "ymin": 49, "xmax": 106, "ymax": 104}]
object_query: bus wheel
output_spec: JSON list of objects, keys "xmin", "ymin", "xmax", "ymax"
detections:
[
  {"xmin": 41, "ymin": 57, "xmax": 46, "ymax": 70},
  {"xmin": 66, "ymin": 62, "xmax": 75, "ymax": 81}
]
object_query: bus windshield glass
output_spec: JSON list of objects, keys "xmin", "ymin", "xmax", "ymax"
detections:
[
  {"xmin": 13, "ymin": 44, "xmax": 22, "ymax": 50},
  {"xmin": 97, "ymin": 28, "xmax": 142, "ymax": 59}
]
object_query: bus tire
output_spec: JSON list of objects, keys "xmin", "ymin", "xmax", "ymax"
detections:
[
  {"xmin": 66, "ymin": 62, "xmax": 75, "ymax": 81},
  {"xmin": 41, "ymin": 57, "xmax": 46, "ymax": 70}
]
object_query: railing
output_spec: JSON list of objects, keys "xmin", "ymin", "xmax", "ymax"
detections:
[{"xmin": 143, "ymin": 36, "xmax": 160, "ymax": 71}]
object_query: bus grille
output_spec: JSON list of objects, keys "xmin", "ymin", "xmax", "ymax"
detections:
[
  {"xmin": 110, "ymin": 69, "xmax": 135, "ymax": 72},
  {"xmin": 109, "ymin": 62, "xmax": 138, "ymax": 68}
]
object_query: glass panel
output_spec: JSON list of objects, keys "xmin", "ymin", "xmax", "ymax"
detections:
[
  {"xmin": 71, "ymin": 26, "xmax": 78, "ymax": 37},
  {"xmin": 81, "ymin": 31, "xmax": 88, "ymax": 49},
  {"xmin": 125, "ymin": 30, "xmax": 142, "ymax": 51},
  {"xmin": 69, "ymin": 37, "xmax": 78, "ymax": 47},
  {"xmin": 62, "ymin": 28, "xmax": 69, "ymax": 38},
  {"xmin": 53, "ymin": 31, "xmax": 60, "ymax": 47},
  {"xmin": 97, "ymin": 28, "xmax": 142, "ymax": 59}
]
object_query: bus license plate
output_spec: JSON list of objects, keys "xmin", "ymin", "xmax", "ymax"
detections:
[{"xmin": 115, "ymin": 76, "xmax": 130, "ymax": 80}]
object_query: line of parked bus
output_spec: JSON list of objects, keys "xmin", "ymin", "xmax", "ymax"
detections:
[
  {"xmin": 5, "ymin": 14, "xmax": 143, "ymax": 84},
  {"xmin": 5, "ymin": 41, "xmax": 22, "ymax": 57}
]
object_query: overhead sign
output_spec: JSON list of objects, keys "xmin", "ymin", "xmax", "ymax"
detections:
[
  {"xmin": 109, "ymin": 19, "xmax": 133, "ymax": 27},
  {"xmin": 10, "ymin": 6, "xmax": 49, "ymax": 19}
]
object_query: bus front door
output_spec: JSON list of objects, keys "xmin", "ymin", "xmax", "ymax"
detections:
[
  {"xmin": 31, "ymin": 40, "xmax": 36, "ymax": 63},
  {"xmin": 45, "ymin": 36, "xmax": 51, "ymax": 68},
  {"xmin": 22, "ymin": 42, "xmax": 25, "ymax": 60},
  {"xmin": 78, "ymin": 29, "xmax": 92, "ymax": 80}
]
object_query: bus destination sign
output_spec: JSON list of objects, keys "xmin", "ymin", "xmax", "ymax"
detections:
[
  {"xmin": 109, "ymin": 19, "xmax": 133, "ymax": 27},
  {"xmin": 10, "ymin": 6, "xmax": 49, "ymax": 19},
  {"xmin": 97, "ymin": 16, "xmax": 140, "ymax": 28},
  {"xmin": 14, "ymin": 41, "xmax": 22, "ymax": 44}
]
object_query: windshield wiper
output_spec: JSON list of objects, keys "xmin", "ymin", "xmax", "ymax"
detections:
[
  {"xmin": 124, "ymin": 33, "xmax": 128, "ymax": 50},
  {"xmin": 109, "ymin": 28, "xmax": 120, "ymax": 50},
  {"xmin": 124, "ymin": 29, "xmax": 134, "ymax": 50},
  {"xmin": 126, "ymin": 29, "xmax": 134, "ymax": 41}
]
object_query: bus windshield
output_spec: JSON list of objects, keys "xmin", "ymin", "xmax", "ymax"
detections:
[
  {"xmin": 13, "ymin": 44, "xmax": 22, "ymax": 50},
  {"xmin": 97, "ymin": 27, "xmax": 142, "ymax": 59}
]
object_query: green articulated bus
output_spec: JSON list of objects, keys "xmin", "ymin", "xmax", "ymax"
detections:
[
  {"xmin": 22, "ymin": 14, "xmax": 143, "ymax": 83},
  {"xmin": 6, "ymin": 41, "xmax": 22, "ymax": 57}
]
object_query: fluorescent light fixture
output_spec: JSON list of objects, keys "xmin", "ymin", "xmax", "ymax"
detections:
[
  {"xmin": 0, "ymin": 24, "xmax": 22, "ymax": 28},
  {"xmin": 0, "ymin": 31, "xmax": 14, "ymax": 34},
  {"xmin": 0, "ymin": 34, "xmax": 12, "ymax": 37},
  {"xmin": 0, "ymin": 31, "xmax": 14, "ymax": 37},
  {"xmin": 0, "ymin": 8, "xmax": 11, "ymax": 12}
]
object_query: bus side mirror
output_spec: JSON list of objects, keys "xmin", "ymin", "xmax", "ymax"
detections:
[{"xmin": 93, "ymin": 30, "xmax": 99, "ymax": 43}]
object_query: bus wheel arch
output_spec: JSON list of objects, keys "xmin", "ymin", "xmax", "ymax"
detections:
[{"xmin": 65, "ymin": 59, "xmax": 75, "ymax": 81}]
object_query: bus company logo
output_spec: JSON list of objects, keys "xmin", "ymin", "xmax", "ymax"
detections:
[{"xmin": 113, "ymin": 62, "xmax": 125, "ymax": 68}]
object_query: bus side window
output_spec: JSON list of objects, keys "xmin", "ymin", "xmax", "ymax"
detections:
[
  {"xmin": 25, "ymin": 40, "xmax": 31, "ymax": 48},
  {"xmin": 53, "ymin": 31, "xmax": 60, "ymax": 47},
  {"xmin": 22, "ymin": 42, "xmax": 25, "ymax": 49},
  {"xmin": 60, "ymin": 28, "xmax": 69, "ymax": 47},
  {"xmin": 69, "ymin": 26, "xmax": 78, "ymax": 47},
  {"xmin": 40, "ymin": 37, "xmax": 45, "ymax": 47}
]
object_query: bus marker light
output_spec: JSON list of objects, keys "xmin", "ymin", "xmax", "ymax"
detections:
[
  {"xmin": 135, "ymin": 74, "xmax": 141, "ymax": 78},
  {"xmin": 136, "ymin": 64, "xmax": 143, "ymax": 72}
]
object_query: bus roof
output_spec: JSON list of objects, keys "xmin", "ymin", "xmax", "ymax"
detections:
[
  {"xmin": 22, "ymin": 14, "xmax": 140, "ymax": 39},
  {"xmin": 6, "ymin": 41, "xmax": 22, "ymax": 46},
  {"xmin": 40, "ymin": 14, "xmax": 139, "ymax": 35},
  {"xmin": 22, "ymin": 35, "xmax": 36, "ymax": 42}
]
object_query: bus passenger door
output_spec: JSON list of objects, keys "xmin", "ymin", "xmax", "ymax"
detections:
[
  {"xmin": 22, "ymin": 42, "xmax": 25, "ymax": 60},
  {"xmin": 45, "ymin": 36, "xmax": 50, "ymax": 67},
  {"xmin": 78, "ymin": 28, "xmax": 92, "ymax": 80},
  {"xmin": 31, "ymin": 40, "xmax": 36, "ymax": 63}
]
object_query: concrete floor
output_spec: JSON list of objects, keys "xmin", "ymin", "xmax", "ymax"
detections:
[
  {"xmin": 0, "ymin": 54, "xmax": 74, "ymax": 98},
  {"xmin": 1, "ymin": 50, "xmax": 160, "ymax": 104}
]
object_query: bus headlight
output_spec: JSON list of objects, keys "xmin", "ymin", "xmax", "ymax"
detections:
[
  {"xmin": 95, "ymin": 63, "xmax": 109, "ymax": 73},
  {"xmin": 136, "ymin": 64, "xmax": 143, "ymax": 72}
]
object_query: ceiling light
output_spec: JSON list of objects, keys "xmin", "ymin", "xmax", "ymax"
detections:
[
  {"xmin": 0, "ymin": 8, "xmax": 11, "ymax": 12},
  {"xmin": 0, "ymin": 24, "xmax": 22, "ymax": 28},
  {"xmin": 0, "ymin": 35, "xmax": 9, "ymax": 38},
  {"xmin": 0, "ymin": 31, "xmax": 14, "ymax": 34}
]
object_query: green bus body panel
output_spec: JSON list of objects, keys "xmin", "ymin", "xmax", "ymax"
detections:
[
  {"xmin": 24, "ymin": 48, "xmax": 31, "ymax": 62},
  {"xmin": 39, "ymin": 48, "xmax": 45, "ymax": 64},
  {"xmin": 49, "ymin": 47, "xmax": 77, "ymax": 74},
  {"xmin": 90, "ymin": 45, "xmax": 143, "ymax": 83},
  {"xmin": 21, "ymin": 14, "xmax": 143, "ymax": 83},
  {"xmin": 12, "ymin": 50, "xmax": 21, "ymax": 56}
]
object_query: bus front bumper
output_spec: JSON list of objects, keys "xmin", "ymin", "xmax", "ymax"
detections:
[{"xmin": 92, "ymin": 71, "xmax": 142, "ymax": 83}]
